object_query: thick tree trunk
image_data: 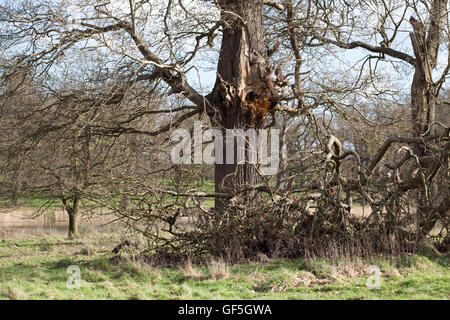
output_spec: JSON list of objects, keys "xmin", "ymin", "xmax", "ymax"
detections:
[
  {"xmin": 211, "ymin": 0, "xmax": 278, "ymax": 210},
  {"xmin": 408, "ymin": 0, "xmax": 446, "ymax": 234}
]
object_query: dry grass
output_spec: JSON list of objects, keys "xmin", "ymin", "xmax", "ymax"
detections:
[
  {"xmin": 181, "ymin": 257, "xmax": 206, "ymax": 280},
  {"xmin": 0, "ymin": 235, "xmax": 448, "ymax": 300},
  {"xmin": 303, "ymin": 256, "xmax": 367, "ymax": 280},
  {"xmin": 78, "ymin": 245, "xmax": 95, "ymax": 256},
  {"xmin": 0, "ymin": 207, "xmax": 122, "ymax": 239},
  {"xmin": 207, "ymin": 258, "xmax": 231, "ymax": 280},
  {"xmin": 1, "ymin": 285, "xmax": 28, "ymax": 300}
]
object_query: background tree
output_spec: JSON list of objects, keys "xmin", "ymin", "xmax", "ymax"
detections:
[{"xmin": 0, "ymin": 72, "xmax": 42, "ymax": 206}]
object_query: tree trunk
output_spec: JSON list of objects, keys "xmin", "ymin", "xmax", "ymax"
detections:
[
  {"xmin": 211, "ymin": 0, "xmax": 278, "ymax": 210},
  {"xmin": 408, "ymin": 0, "xmax": 446, "ymax": 234},
  {"xmin": 68, "ymin": 210, "xmax": 78, "ymax": 239},
  {"xmin": 66, "ymin": 194, "xmax": 81, "ymax": 239},
  {"xmin": 11, "ymin": 170, "xmax": 22, "ymax": 207},
  {"xmin": 11, "ymin": 185, "xmax": 19, "ymax": 207}
]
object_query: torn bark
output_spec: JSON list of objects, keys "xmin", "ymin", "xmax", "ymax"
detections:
[
  {"xmin": 408, "ymin": 1, "xmax": 447, "ymax": 232},
  {"xmin": 211, "ymin": 0, "xmax": 280, "ymax": 210}
]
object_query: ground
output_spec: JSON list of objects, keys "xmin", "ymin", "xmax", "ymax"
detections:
[
  {"xmin": 0, "ymin": 232, "xmax": 448, "ymax": 300},
  {"xmin": 0, "ymin": 201, "xmax": 448, "ymax": 300}
]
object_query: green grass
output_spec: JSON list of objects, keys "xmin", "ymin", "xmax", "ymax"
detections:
[
  {"xmin": 0, "ymin": 179, "xmax": 217, "ymax": 210},
  {"xmin": 0, "ymin": 234, "xmax": 448, "ymax": 300},
  {"xmin": 0, "ymin": 195, "xmax": 101, "ymax": 210},
  {"xmin": 0, "ymin": 195, "xmax": 59, "ymax": 209}
]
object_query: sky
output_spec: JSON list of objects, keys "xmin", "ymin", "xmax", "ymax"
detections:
[{"xmin": 1, "ymin": 0, "xmax": 448, "ymax": 99}]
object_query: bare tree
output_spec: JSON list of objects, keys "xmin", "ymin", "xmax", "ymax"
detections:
[
  {"xmin": 306, "ymin": 0, "xmax": 449, "ymax": 233},
  {"xmin": 0, "ymin": 0, "xmax": 448, "ymax": 259},
  {"xmin": 0, "ymin": 0, "xmax": 293, "ymax": 209},
  {"xmin": 0, "ymin": 71, "xmax": 43, "ymax": 206}
]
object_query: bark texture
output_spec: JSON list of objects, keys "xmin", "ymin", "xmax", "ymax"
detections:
[
  {"xmin": 408, "ymin": 0, "xmax": 447, "ymax": 230},
  {"xmin": 211, "ymin": 0, "xmax": 279, "ymax": 210},
  {"xmin": 65, "ymin": 193, "xmax": 81, "ymax": 239}
]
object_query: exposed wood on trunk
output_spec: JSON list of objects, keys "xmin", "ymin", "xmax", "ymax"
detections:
[
  {"xmin": 408, "ymin": 1, "xmax": 447, "ymax": 233},
  {"xmin": 211, "ymin": 0, "xmax": 279, "ymax": 210}
]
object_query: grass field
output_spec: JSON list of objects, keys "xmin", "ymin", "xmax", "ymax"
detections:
[
  {"xmin": 0, "ymin": 232, "xmax": 448, "ymax": 300},
  {"xmin": 0, "ymin": 193, "xmax": 448, "ymax": 300},
  {"xmin": 0, "ymin": 182, "xmax": 217, "ymax": 210}
]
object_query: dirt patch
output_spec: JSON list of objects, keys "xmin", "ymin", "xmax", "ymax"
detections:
[
  {"xmin": 0, "ymin": 207, "xmax": 123, "ymax": 238},
  {"xmin": 350, "ymin": 204, "xmax": 372, "ymax": 218}
]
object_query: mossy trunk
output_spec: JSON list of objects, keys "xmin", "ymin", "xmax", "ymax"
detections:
[
  {"xmin": 66, "ymin": 193, "xmax": 81, "ymax": 239},
  {"xmin": 68, "ymin": 211, "xmax": 78, "ymax": 239}
]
